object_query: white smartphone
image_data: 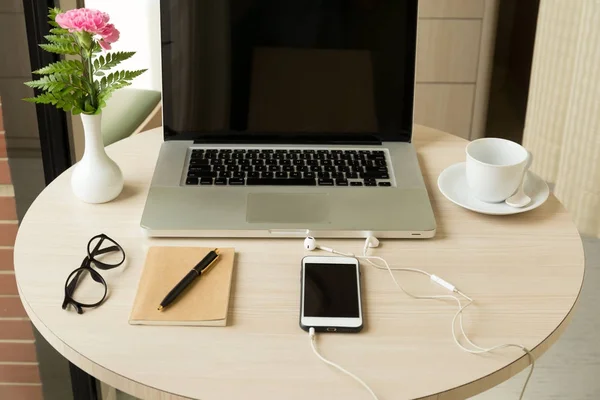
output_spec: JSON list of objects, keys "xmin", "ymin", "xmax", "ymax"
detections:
[{"xmin": 300, "ymin": 256, "xmax": 363, "ymax": 333}]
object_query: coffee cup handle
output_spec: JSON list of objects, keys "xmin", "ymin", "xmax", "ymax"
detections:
[
  {"xmin": 521, "ymin": 151, "xmax": 533, "ymax": 185},
  {"xmin": 526, "ymin": 151, "xmax": 533, "ymax": 169}
]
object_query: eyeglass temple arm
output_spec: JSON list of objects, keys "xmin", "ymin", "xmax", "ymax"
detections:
[
  {"xmin": 61, "ymin": 296, "xmax": 83, "ymax": 314},
  {"xmin": 93, "ymin": 246, "xmax": 120, "ymax": 255},
  {"xmin": 66, "ymin": 259, "xmax": 90, "ymax": 295}
]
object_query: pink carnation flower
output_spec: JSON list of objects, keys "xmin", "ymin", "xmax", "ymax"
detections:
[{"xmin": 55, "ymin": 8, "xmax": 120, "ymax": 50}]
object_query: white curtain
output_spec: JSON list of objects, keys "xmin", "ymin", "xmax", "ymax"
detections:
[{"xmin": 523, "ymin": 0, "xmax": 600, "ymax": 237}]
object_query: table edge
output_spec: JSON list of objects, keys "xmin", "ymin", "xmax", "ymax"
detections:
[
  {"xmin": 18, "ymin": 264, "xmax": 584, "ymax": 400},
  {"xmin": 14, "ymin": 126, "xmax": 586, "ymax": 399}
]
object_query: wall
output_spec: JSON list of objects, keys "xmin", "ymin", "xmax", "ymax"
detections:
[
  {"xmin": 1, "ymin": 2, "xmax": 75, "ymax": 398},
  {"xmin": 0, "ymin": 1, "xmax": 44, "ymax": 396},
  {"xmin": 0, "ymin": 98, "xmax": 43, "ymax": 399},
  {"xmin": 0, "ymin": 0, "xmax": 41, "ymax": 156}
]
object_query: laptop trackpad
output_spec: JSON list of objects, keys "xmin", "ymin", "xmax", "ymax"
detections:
[{"xmin": 246, "ymin": 193, "xmax": 330, "ymax": 223}]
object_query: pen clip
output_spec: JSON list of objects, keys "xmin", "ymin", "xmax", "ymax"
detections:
[{"xmin": 199, "ymin": 249, "xmax": 220, "ymax": 274}]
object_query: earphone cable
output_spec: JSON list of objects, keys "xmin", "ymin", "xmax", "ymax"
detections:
[
  {"xmin": 303, "ymin": 237, "xmax": 534, "ymax": 399},
  {"xmin": 308, "ymin": 327, "xmax": 380, "ymax": 400},
  {"xmin": 450, "ymin": 297, "xmax": 535, "ymax": 400},
  {"xmin": 361, "ymin": 246, "xmax": 535, "ymax": 400}
]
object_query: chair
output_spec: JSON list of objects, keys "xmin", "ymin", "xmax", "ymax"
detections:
[{"xmin": 101, "ymin": 88, "xmax": 161, "ymax": 146}]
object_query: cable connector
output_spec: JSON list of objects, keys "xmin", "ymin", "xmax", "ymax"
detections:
[
  {"xmin": 430, "ymin": 274, "xmax": 456, "ymax": 292},
  {"xmin": 309, "ymin": 327, "xmax": 316, "ymax": 339}
]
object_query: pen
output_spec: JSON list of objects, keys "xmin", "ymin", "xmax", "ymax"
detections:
[{"xmin": 158, "ymin": 249, "xmax": 220, "ymax": 311}]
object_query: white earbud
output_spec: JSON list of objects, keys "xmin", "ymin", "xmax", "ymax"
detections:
[
  {"xmin": 303, "ymin": 237, "xmax": 353, "ymax": 256},
  {"xmin": 365, "ymin": 236, "xmax": 380, "ymax": 248},
  {"xmin": 304, "ymin": 237, "xmax": 318, "ymax": 251}
]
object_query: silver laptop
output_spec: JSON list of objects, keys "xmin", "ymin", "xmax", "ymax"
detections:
[{"xmin": 141, "ymin": 0, "xmax": 435, "ymax": 239}]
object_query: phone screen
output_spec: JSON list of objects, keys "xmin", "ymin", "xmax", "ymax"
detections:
[{"xmin": 303, "ymin": 263, "xmax": 360, "ymax": 318}]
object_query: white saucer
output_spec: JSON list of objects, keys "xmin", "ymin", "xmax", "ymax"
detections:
[{"xmin": 437, "ymin": 162, "xmax": 550, "ymax": 215}]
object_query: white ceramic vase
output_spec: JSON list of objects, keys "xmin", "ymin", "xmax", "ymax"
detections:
[{"xmin": 71, "ymin": 113, "xmax": 124, "ymax": 203}]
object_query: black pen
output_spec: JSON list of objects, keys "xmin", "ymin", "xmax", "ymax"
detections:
[{"xmin": 158, "ymin": 249, "xmax": 220, "ymax": 311}]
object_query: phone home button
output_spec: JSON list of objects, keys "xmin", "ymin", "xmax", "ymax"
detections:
[{"xmin": 326, "ymin": 327, "xmax": 337, "ymax": 332}]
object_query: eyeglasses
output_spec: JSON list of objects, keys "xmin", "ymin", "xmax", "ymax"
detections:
[{"xmin": 62, "ymin": 234, "xmax": 125, "ymax": 314}]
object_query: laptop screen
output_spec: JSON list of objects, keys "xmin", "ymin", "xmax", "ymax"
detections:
[{"xmin": 160, "ymin": 0, "xmax": 417, "ymax": 143}]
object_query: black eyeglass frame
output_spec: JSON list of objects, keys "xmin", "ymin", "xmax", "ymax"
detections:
[{"xmin": 62, "ymin": 234, "xmax": 125, "ymax": 314}]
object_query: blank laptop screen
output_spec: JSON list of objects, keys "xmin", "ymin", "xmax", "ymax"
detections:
[{"xmin": 160, "ymin": 0, "xmax": 418, "ymax": 143}]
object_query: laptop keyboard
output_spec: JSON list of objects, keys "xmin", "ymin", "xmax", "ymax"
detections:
[{"xmin": 184, "ymin": 149, "xmax": 393, "ymax": 187}]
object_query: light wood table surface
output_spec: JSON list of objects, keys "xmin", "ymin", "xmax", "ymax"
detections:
[{"xmin": 14, "ymin": 126, "xmax": 585, "ymax": 400}]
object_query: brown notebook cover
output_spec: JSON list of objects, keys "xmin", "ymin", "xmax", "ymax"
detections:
[{"xmin": 129, "ymin": 247, "xmax": 235, "ymax": 327}]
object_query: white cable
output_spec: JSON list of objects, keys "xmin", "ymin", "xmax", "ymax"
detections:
[
  {"xmin": 308, "ymin": 327, "xmax": 380, "ymax": 400},
  {"xmin": 450, "ymin": 296, "xmax": 535, "ymax": 400},
  {"xmin": 356, "ymin": 254, "xmax": 459, "ymax": 303},
  {"xmin": 359, "ymin": 245, "xmax": 535, "ymax": 400}
]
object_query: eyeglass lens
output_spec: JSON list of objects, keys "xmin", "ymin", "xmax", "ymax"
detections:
[
  {"xmin": 88, "ymin": 235, "xmax": 125, "ymax": 268},
  {"xmin": 65, "ymin": 266, "xmax": 107, "ymax": 306}
]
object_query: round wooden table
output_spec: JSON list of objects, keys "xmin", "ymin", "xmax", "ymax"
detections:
[{"xmin": 14, "ymin": 126, "xmax": 584, "ymax": 400}]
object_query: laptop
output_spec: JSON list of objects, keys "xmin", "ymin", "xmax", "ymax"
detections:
[{"xmin": 141, "ymin": 0, "xmax": 436, "ymax": 239}]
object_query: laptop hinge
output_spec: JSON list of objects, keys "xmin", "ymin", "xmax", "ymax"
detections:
[{"xmin": 190, "ymin": 133, "xmax": 382, "ymax": 145}]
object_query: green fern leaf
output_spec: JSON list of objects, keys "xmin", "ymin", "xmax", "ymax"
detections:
[
  {"xmin": 126, "ymin": 69, "xmax": 147, "ymax": 80},
  {"xmin": 48, "ymin": 7, "xmax": 63, "ymax": 28},
  {"xmin": 34, "ymin": 60, "xmax": 84, "ymax": 75},
  {"xmin": 39, "ymin": 43, "xmax": 79, "ymax": 56},
  {"xmin": 25, "ymin": 85, "xmax": 83, "ymax": 114},
  {"xmin": 25, "ymin": 73, "xmax": 88, "ymax": 94},
  {"xmin": 44, "ymin": 35, "xmax": 75, "ymax": 45},
  {"xmin": 93, "ymin": 52, "xmax": 136, "ymax": 73},
  {"xmin": 49, "ymin": 27, "xmax": 69, "ymax": 35},
  {"xmin": 24, "ymin": 76, "xmax": 54, "ymax": 91},
  {"xmin": 97, "ymin": 69, "xmax": 146, "ymax": 101},
  {"xmin": 23, "ymin": 92, "xmax": 61, "ymax": 106}
]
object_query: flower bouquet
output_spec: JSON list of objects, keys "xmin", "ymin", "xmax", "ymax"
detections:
[{"xmin": 24, "ymin": 8, "xmax": 147, "ymax": 203}]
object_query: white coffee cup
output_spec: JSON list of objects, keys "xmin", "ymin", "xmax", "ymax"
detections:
[{"xmin": 465, "ymin": 138, "xmax": 531, "ymax": 203}]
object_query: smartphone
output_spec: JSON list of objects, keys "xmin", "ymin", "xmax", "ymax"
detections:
[{"xmin": 300, "ymin": 256, "xmax": 363, "ymax": 333}]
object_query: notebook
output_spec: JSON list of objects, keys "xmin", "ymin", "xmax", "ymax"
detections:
[{"xmin": 129, "ymin": 246, "xmax": 235, "ymax": 326}]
